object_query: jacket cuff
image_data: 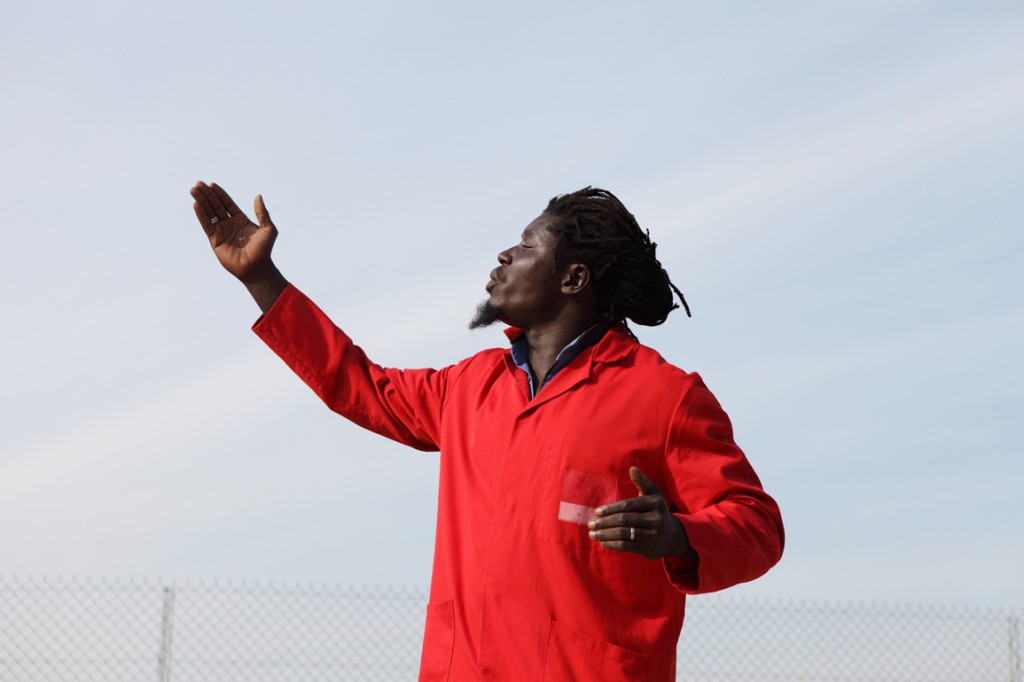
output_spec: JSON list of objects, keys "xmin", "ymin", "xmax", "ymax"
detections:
[{"xmin": 252, "ymin": 282, "xmax": 299, "ymax": 333}]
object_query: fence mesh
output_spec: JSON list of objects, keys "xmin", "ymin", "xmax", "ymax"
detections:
[{"xmin": 1, "ymin": 575, "xmax": 1020, "ymax": 681}]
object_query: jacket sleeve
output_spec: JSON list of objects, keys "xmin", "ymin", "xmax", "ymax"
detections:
[
  {"xmin": 252, "ymin": 284, "xmax": 449, "ymax": 451},
  {"xmin": 659, "ymin": 375, "xmax": 784, "ymax": 593}
]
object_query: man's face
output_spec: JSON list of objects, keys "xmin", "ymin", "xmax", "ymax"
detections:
[{"xmin": 470, "ymin": 213, "xmax": 566, "ymax": 329}]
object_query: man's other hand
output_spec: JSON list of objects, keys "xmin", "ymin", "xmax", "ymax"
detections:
[{"xmin": 588, "ymin": 466, "xmax": 698, "ymax": 564}]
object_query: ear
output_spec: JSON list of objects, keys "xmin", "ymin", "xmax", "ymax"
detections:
[{"xmin": 560, "ymin": 263, "xmax": 591, "ymax": 295}]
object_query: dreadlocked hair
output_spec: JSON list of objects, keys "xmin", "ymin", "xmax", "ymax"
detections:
[{"xmin": 544, "ymin": 187, "xmax": 690, "ymax": 328}]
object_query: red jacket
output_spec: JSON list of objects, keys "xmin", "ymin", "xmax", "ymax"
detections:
[{"xmin": 254, "ymin": 285, "xmax": 784, "ymax": 682}]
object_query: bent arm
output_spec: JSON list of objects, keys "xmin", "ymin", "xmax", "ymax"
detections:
[{"xmin": 661, "ymin": 379, "xmax": 785, "ymax": 593}]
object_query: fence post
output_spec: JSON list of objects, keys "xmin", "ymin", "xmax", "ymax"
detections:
[
  {"xmin": 1010, "ymin": 614, "xmax": 1021, "ymax": 682},
  {"xmin": 158, "ymin": 585, "xmax": 176, "ymax": 682}
]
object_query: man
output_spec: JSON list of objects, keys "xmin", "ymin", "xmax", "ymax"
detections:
[{"xmin": 189, "ymin": 181, "xmax": 784, "ymax": 681}]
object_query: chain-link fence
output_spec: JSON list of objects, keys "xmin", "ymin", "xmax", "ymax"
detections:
[
  {"xmin": 678, "ymin": 595, "xmax": 1022, "ymax": 681},
  {"xmin": 1, "ymin": 575, "xmax": 1020, "ymax": 681}
]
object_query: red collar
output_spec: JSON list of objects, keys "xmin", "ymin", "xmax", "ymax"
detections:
[{"xmin": 502, "ymin": 323, "xmax": 636, "ymax": 365}]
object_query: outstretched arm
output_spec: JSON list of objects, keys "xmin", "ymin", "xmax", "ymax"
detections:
[{"xmin": 190, "ymin": 181, "xmax": 288, "ymax": 313}]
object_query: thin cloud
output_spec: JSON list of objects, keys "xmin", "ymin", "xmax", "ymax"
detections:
[
  {"xmin": 0, "ymin": 351, "xmax": 295, "ymax": 505},
  {"xmin": 637, "ymin": 30, "xmax": 1024, "ymax": 255}
]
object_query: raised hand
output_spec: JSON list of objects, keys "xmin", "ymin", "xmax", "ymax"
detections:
[
  {"xmin": 588, "ymin": 467, "xmax": 698, "ymax": 563},
  {"xmin": 190, "ymin": 181, "xmax": 288, "ymax": 313},
  {"xmin": 190, "ymin": 181, "xmax": 277, "ymax": 282}
]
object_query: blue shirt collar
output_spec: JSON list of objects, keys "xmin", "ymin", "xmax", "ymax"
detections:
[{"xmin": 509, "ymin": 323, "xmax": 612, "ymax": 398}]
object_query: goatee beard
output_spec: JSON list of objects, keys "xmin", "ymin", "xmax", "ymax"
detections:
[{"xmin": 469, "ymin": 301, "xmax": 503, "ymax": 329}]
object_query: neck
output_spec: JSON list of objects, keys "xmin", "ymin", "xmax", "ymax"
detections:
[{"xmin": 521, "ymin": 314, "xmax": 602, "ymax": 384}]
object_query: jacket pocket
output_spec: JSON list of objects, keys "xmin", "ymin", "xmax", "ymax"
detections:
[
  {"xmin": 418, "ymin": 600, "xmax": 454, "ymax": 682},
  {"xmin": 542, "ymin": 619, "xmax": 648, "ymax": 682}
]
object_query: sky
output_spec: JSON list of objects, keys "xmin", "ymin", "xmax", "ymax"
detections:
[{"xmin": 0, "ymin": 1, "xmax": 1021, "ymax": 610}]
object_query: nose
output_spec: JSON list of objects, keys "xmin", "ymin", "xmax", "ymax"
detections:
[{"xmin": 497, "ymin": 247, "xmax": 512, "ymax": 265}]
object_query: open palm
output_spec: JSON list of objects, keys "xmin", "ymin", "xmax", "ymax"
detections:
[{"xmin": 190, "ymin": 181, "xmax": 277, "ymax": 281}]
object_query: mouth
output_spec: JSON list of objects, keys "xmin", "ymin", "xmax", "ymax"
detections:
[{"xmin": 486, "ymin": 269, "xmax": 503, "ymax": 292}]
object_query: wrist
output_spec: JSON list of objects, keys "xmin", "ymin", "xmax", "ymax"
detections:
[
  {"xmin": 667, "ymin": 516, "xmax": 699, "ymax": 565},
  {"xmin": 240, "ymin": 258, "xmax": 279, "ymax": 285},
  {"xmin": 241, "ymin": 261, "xmax": 288, "ymax": 314}
]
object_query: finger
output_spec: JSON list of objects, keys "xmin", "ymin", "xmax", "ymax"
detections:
[
  {"xmin": 590, "ymin": 524, "xmax": 648, "ymax": 544},
  {"xmin": 191, "ymin": 182, "xmax": 220, "ymax": 221},
  {"xmin": 593, "ymin": 529, "xmax": 656, "ymax": 554},
  {"xmin": 630, "ymin": 466, "xmax": 660, "ymax": 496},
  {"xmin": 596, "ymin": 540, "xmax": 636, "ymax": 553},
  {"xmin": 589, "ymin": 510, "xmax": 658, "ymax": 531},
  {"xmin": 254, "ymin": 194, "xmax": 274, "ymax": 228},
  {"xmin": 595, "ymin": 494, "xmax": 660, "ymax": 517},
  {"xmin": 193, "ymin": 201, "xmax": 214, "ymax": 235},
  {"xmin": 204, "ymin": 182, "xmax": 231, "ymax": 220},
  {"xmin": 210, "ymin": 182, "xmax": 243, "ymax": 216}
]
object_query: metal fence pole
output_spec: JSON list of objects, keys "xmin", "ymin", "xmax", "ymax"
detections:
[
  {"xmin": 1009, "ymin": 614, "xmax": 1021, "ymax": 682},
  {"xmin": 158, "ymin": 585, "xmax": 176, "ymax": 682}
]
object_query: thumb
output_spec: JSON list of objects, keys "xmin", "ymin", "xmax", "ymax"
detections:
[
  {"xmin": 629, "ymin": 466, "xmax": 659, "ymax": 496},
  {"xmin": 254, "ymin": 194, "xmax": 274, "ymax": 229}
]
